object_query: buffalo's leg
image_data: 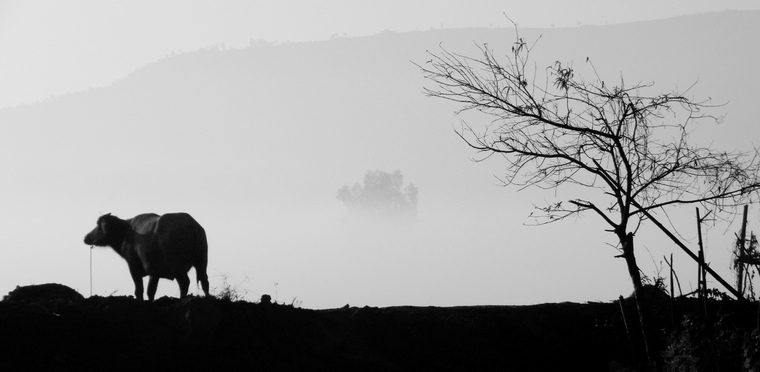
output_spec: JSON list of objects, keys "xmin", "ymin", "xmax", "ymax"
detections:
[
  {"xmin": 147, "ymin": 276, "xmax": 160, "ymax": 301},
  {"xmin": 196, "ymin": 268, "xmax": 210, "ymax": 297},
  {"xmin": 176, "ymin": 272, "xmax": 190, "ymax": 298},
  {"xmin": 130, "ymin": 270, "xmax": 144, "ymax": 301}
]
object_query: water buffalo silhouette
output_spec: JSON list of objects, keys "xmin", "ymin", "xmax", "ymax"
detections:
[{"xmin": 84, "ymin": 212, "xmax": 210, "ymax": 301}]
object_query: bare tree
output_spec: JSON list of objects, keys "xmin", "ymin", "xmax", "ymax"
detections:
[{"xmin": 418, "ymin": 31, "xmax": 760, "ymax": 362}]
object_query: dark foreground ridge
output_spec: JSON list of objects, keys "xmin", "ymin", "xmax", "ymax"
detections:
[{"xmin": 1, "ymin": 284, "xmax": 758, "ymax": 371}]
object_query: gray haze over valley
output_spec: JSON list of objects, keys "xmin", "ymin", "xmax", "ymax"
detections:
[{"xmin": 1, "ymin": 8, "xmax": 759, "ymax": 308}]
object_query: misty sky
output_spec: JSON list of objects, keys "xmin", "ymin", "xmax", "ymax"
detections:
[
  {"xmin": 1, "ymin": 1, "xmax": 760, "ymax": 309},
  {"xmin": 2, "ymin": 0, "xmax": 759, "ymax": 110}
]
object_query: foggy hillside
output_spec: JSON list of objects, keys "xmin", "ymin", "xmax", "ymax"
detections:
[{"xmin": 1, "ymin": 11, "xmax": 758, "ymax": 308}]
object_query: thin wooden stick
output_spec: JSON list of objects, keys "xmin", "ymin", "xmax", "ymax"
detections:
[{"xmin": 618, "ymin": 295, "xmax": 636, "ymax": 363}]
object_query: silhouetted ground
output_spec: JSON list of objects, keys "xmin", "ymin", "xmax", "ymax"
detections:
[{"xmin": 1, "ymin": 284, "xmax": 758, "ymax": 371}]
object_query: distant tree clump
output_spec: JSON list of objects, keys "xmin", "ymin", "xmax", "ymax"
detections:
[{"xmin": 337, "ymin": 170, "xmax": 418, "ymax": 222}]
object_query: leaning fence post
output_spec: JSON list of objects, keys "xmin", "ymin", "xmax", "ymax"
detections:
[
  {"xmin": 738, "ymin": 205, "xmax": 749, "ymax": 299},
  {"xmin": 669, "ymin": 253, "xmax": 675, "ymax": 329},
  {"xmin": 618, "ymin": 295, "xmax": 636, "ymax": 364}
]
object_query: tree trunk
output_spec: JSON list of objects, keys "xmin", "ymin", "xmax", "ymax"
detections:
[
  {"xmin": 622, "ymin": 232, "xmax": 643, "ymax": 292},
  {"xmin": 621, "ymin": 232, "xmax": 653, "ymax": 366}
]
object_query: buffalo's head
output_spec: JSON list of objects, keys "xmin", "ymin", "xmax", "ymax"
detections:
[{"xmin": 84, "ymin": 213, "xmax": 126, "ymax": 247}]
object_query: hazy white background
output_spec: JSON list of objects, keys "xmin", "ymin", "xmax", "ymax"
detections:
[
  {"xmin": 3, "ymin": 0, "xmax": 758, "ymax": 110},
  {"xmin": 1, "ymin": 1, "xmax": 759, "ymax": 308}
]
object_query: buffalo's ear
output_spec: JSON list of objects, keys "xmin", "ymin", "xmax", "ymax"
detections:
[
  {"xmin": 96, "ymin": 213, "xmax": 111, "ymax": 224},
  {"xmin": 99, "ymin": 214, "xmax": 112, "ymax": 232}
]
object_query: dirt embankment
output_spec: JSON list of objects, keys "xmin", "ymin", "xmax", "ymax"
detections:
[{"xmin": 0, "ymin": 284, "xmax": 756, "ymax": 371}]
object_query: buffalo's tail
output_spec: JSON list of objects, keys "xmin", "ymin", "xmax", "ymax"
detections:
[{"xmin": 194, "ymin": 227, "xmax": 210, "ymax": 297}]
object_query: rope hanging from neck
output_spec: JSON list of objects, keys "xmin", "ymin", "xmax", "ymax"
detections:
[{"xmin": 89, "ymin": 246, "xmax": 93, "ymax": 297}]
